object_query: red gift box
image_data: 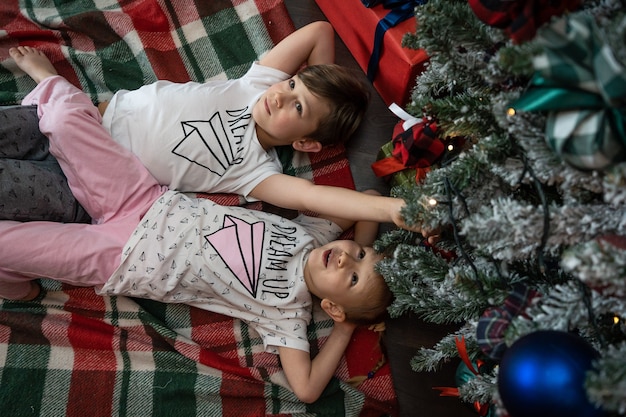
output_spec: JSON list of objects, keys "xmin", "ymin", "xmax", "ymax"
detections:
[{"xmin": 315, "ymin": 0, "xmax": 429, "ymax": 106}]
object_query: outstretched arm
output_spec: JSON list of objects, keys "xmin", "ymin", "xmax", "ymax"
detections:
[
  {"xmin": 259, "ymin": 21, "xmax": 335, "ymax": 75},
  {"xmin": 278, "ymin": 320, "xmax": 357, "ymax": 403},
  {"xmin": 249, "ymin": 174, "xmax": 420, "ymax": 233},
  {"xmin": 320, "ymin": 189, "xmax": 381, "ymax": 246}
]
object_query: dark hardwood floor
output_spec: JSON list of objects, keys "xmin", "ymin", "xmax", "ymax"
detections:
[{"xmin": 284, "ymin": 2, "xmax": 476, "ymax": 416}]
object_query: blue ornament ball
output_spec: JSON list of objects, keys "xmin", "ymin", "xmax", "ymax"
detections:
[{"xmin": 497, "ymin": 330, "xmax": 606, "ymax": 417}]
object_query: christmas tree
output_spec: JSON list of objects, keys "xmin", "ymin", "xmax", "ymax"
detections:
[{"xmin": 376, "ymin": 0, "xmax": 626, "ymax": 415}]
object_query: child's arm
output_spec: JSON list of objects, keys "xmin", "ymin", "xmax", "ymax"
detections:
[
  {"xmin": 319, "ymin": 189, "xmax": 381, "ymax": 246},
  {"xmin": 353, "ymin": 217, "xmax": 380, "ymax": 247},
  {"xmin": 278, "ymin": 320, "xmax": 357, "ymax": 403},
  {"xmin": 259, "ymin": 21, "xmax": 335, "ymax": 75},
  {"xmin": 249, "ymin": 174, "xmax": 420, "ymax": 233}
]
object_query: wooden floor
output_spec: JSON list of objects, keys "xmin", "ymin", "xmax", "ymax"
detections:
[{"xmin": 284, "ymin": 2, "xmax": 475, "ymax": 416}]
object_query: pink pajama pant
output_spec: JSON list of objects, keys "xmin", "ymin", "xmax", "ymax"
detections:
[{"xmin": 0, "ymin": 76, "xmax": 167, "ymax": 299}]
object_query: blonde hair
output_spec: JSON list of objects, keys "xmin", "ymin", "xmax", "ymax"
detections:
[{"xmin": 343, "ymin": 271, "xmax": 392, "ymax": 325}]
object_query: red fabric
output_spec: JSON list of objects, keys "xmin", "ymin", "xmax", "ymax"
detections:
[
  {"xmin": 308, "ymin": 145, "xmax": 356, "ymax": 188},
  {"xmin": 468, "ymin": 0, "xmax": 582, "ymax": 43},
  {"xmin": 390, "ymin": 120, "xmax": 442, "ymax": 168},
  {"xmin": 371, "ymin": 119, "xmax": 442, "ymax": 181},
  {"xmin": 371, "ymin": 155, "xmax": 408, "ymax": 178},
  {"xmin": 315, "ymin": 0, "xmax": 429, "ymax": 106}
]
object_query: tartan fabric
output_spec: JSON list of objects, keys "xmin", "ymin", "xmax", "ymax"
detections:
[
  {"xmin": 476, "ymin": 284, "xmax": 540, "ymax": 360},
  {"xmin": 372, "ymin": 140, "xmax": 426, "ymax": 188},
  {"xmin": 388, "ymin": 121, "xmax": 441, "ymax": 168},
  {"xmin": 0, "ymin": 0, "xmax": 292, "ymax": 104},
  {"xmin": 511, "ymin": 12, "xmax": 626, "ymax": 170},
  {"xmin": 0, "ymin": 1, "xmax": 398, "ymax": 416},
  {"xmin": 0, "ymin": 282, "xmax": 397, "ymax": 417},
  {"xmin": 371, "ymin": 119, "xmax": 442, "ymax": 187}
]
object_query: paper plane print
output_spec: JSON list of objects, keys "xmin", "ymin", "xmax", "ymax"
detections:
[
  {"xmin": 205, "ymin": 215, "xmax": 265, "ymax": 298},
  {"xmin": 171, "ymin": 112, "xmax": 244, "ymax": 176}
]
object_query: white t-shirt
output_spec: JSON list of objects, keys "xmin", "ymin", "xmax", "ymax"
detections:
[
  {"xmin": 99, "ymin": 190, "xmax": 343, "ymax": 353},
  {"xmin": 101, "ymin": 63, "xmax": 290, "ymax": 199}
]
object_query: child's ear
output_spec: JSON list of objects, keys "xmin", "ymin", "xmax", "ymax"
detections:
[
  {"xmin": 320, "ymin": 299, "xmax": 346, "ymax": 323},
  {"xmin": 292, "ymin": 139, "xmax": 322, "ymax": 153}
]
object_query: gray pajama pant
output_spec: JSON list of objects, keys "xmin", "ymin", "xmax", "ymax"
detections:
[{"xmin": 0, "ymin": 105, "xmax": 90, "ymax": 223}]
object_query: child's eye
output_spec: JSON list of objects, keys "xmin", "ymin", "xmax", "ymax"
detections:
[
  {"xmin": 289, "ymin": 79, "xmax": 295, "ymax": 89},
  {"xmin": 358, "ymin": 250, "xmax": 366, "ymax": 259},
  {"xmin": 351, "ymin": 273, "xmax": 359, "ymax": 286},
  {"xmin": 295, "ymin": 103, "xmax": 302, "ymax": 114}
]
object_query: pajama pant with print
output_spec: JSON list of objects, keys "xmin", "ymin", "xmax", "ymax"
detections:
[
  {"xmin": 0, "ymin": 105, "xmax": 90, "ymax": 223},
  {"xmin": 0, "ymin": 76, "xmax": 167, "ymax": 299}
]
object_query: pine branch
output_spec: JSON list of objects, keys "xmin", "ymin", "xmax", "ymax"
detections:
[
  {"xmin": 604, "ymin": 163, "xmax": 626, "ymax": 205},
  {"xmin": 587, "ymin": 341, "xmax": 626, "ymax": 415},
  {"xmin": 461, "ymin": 198, "xmax": 626, "ymax": 261},
  {"xmin": 409, "ymin": 325, "xmax": 479, "ymax": 372},
  {"xmin": 458, "ymin": 372, "xmax": 498, "ymax": 405},
  {"xmin": 405, "ymin": 0, "xmax": 506, "ymax": 61},
  {"xmin": 563, "ymin": 239, "xmax": 626, "ymax": 299},
  {"xmin": 375, "ymin": 0, "xmax": 626, "ymax": 414}
]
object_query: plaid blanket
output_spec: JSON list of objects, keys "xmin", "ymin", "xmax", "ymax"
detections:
[
  {"xmin": 1, "ymin": 0, "xmax": 292, "ymax": 104},
  {"xmin": 0, "ymin": 1, "xmax": 398, "ymax": 416}
]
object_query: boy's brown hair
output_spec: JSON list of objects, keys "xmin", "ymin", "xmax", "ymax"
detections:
[{"xmin": 297, "ymin": 64, "xmax": 370, "ymax": 146}]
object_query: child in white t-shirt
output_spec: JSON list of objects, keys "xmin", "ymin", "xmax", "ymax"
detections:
[
  {"xmin": 97, "ymin": 21, "xmax": 371, "ymax": 204},
  {"xmin": 0, "ymin": 46, "xmax": 405, "ymax": 404}
]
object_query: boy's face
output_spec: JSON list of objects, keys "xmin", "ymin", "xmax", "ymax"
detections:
[
  {"xmin": 304, "ymin": 240, "xmax": 384, "ymax": 312},
  {"xmin": 252, "ymin": 75, "xmax": 330, "ymax": 147}
]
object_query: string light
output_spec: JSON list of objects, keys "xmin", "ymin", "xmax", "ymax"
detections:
[
  {"xmin": 507, "ymin": 107, "xmax": 516, "ymax": 116},
  {"xmin": 614, "ymin": 315, "xmax": 621, "ymax": 325},
  {"xmin": 447, "ymin": 144, "xmax": 454, "ymax": 152},
  {"xmin": 428, "ymin": 198, "xmax": 438, "ymax": 206}
]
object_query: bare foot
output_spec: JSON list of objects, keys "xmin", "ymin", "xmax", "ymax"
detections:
[
  {"xmin": 9, "ymin": 46, "xmax": 58, "ymax": 84},
  {"xmin": 19, "ymin": 281, "xmax": 42, "ymax": 302}
]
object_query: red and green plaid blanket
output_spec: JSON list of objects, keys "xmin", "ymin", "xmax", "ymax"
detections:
[
  {"xmin": 0, "ymin": 0, "xmax": 292, "ymax": 104},
  {"xmin": 0, "ymin": 1, "xmax": 398, "ymax": 416}
]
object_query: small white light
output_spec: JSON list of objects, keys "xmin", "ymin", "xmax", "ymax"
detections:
[{"xmin": 428, "ymin": 198, "xmax": 437, "ymax": 206}]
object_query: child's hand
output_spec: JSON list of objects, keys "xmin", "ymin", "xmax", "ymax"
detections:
[
  {"xmin": 390, "ymin": 198, "xmax": 443, "ymax": 245},
  {"xmin": 418, "ymin": 226, "xmax": 443, "ymax": 245},
  {"xmin": 390, "ymin": 199, "xmax": 422, "ymax": 234}
]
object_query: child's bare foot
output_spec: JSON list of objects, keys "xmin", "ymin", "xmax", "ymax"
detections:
[
  {"xmin": 19, "ymin": 281, "xmax": 42, "ymax": 302},
  {"xmin": 9, "ymin": 46, "xmax": 58, "ymax": 84}
]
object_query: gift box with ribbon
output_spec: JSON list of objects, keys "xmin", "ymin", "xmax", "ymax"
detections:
[
  {"xmin": 315, "ymin": 0, "xmax": 429, "ymax": 106},
  {"xmin": 372, "ymin": 103, "xmax": 444, "ymax": 187},
  {"xmin": 510, "ymin": 13, "xmax": 626, "ymax": 171}
]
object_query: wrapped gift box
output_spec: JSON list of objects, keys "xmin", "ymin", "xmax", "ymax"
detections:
[{"xmin": 315, "ymin": 0, "xmax": 429, "ymax": 106}]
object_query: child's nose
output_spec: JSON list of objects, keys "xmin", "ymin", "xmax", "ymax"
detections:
[
  {"xmin": 337, "ymin": 252, "xmax": 352, "ymax": 268},
  {"xmin": 274, "ymin": 91, "xmax": 286, "ymax": 108}
]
